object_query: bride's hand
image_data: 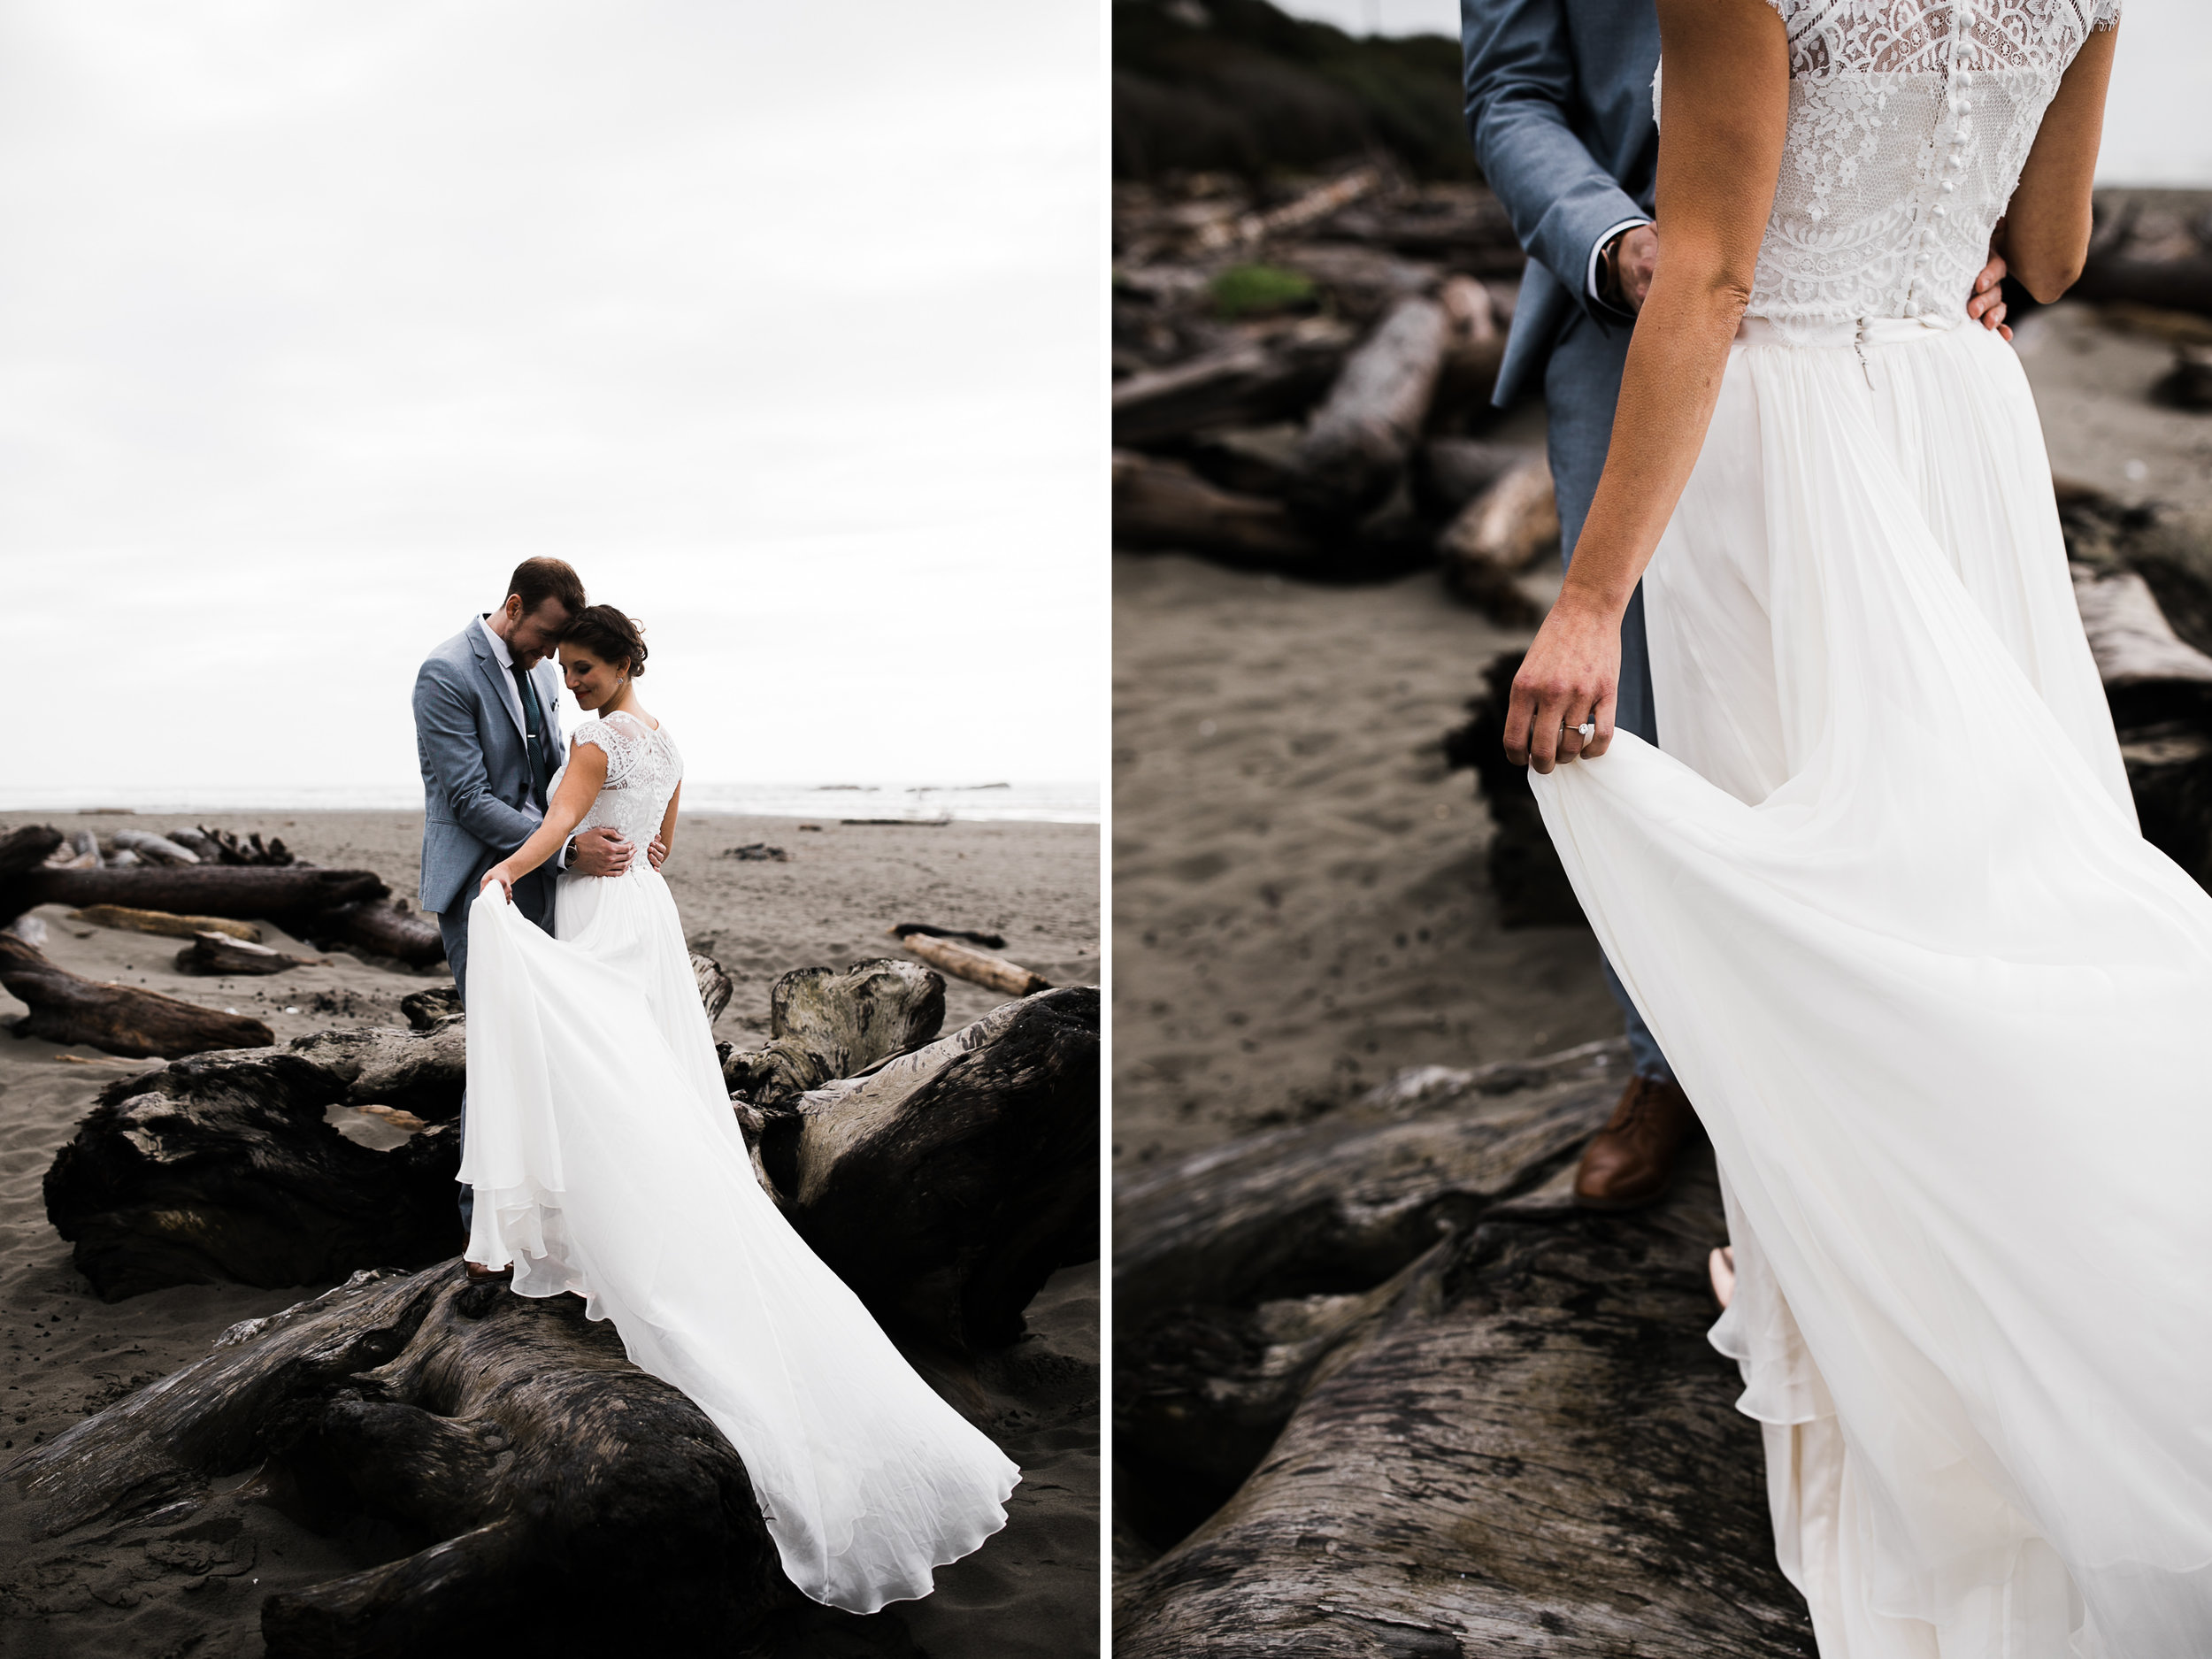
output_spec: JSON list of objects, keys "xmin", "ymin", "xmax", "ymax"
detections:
[
  {"xmin": 480, "ymin": 864, "xmax": 517, "ymax": 905},
  {"xmin": 1504, "ymin": 592, "xmax": 1621, "ymax": 773}
]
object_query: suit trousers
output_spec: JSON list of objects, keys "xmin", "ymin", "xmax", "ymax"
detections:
[{"xmin": 1544, "ymin": 303, "xmax": 1674, "ymax": 1083}]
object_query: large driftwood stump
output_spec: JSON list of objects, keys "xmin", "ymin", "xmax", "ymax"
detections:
[
  {"xmin": 42, "ymin": 1032, "xmax": 467, "ymax": 1300},
  {"xmin": 0, "ymin": 933, "xmax": 276, "ymax": 1058},
  {"xmin": 1285, "ymin": 294, "xmax": 1449, "ymax": 525},
  {"xmin": 721, "ymin": 959, "xmax": 946, "ymax": 1106},
  {"xmin": 782, "ymin": 987, "xmax": 1101, "ymax": 1353},
  {"xmin": 6, "ymin": 1263, "xmax": 791, "ymax": 1656},
  {"xmin": 1114, "ymin": 1045, "xmax": 1812, "ymax": 1656}
]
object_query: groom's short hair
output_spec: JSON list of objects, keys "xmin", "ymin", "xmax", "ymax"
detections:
[{"xmin": 507, "ymin": 557, "xmax": 587, "ymax": 625}]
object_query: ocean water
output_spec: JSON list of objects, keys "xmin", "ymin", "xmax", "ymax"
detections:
[{"xmin": 0, "ymin": 780, "xmax": 1098, "ymax": 826}]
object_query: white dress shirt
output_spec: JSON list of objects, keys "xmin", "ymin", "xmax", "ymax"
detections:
[
  {"xmin": 479, "ymin": 613, "xmax": 585, "ymax": 870},
  {"xmin": 1587, "ymin": 216, "xmax": 1654, "ymax": 312}
]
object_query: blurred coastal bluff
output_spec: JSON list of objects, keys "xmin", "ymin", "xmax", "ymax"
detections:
[{"xmin": 1111, "ymin": 2, "xmax": 2212, "ymax": 1652}]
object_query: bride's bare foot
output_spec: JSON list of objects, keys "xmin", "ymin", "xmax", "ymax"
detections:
[{"xmin": 1708, "ymin": 1245, "xmax": 1735, "ymax": 1310}]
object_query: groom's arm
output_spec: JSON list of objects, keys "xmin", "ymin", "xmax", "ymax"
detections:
[
  {"xmin": 413, "ymin": 660, "xmax": 542, "ymax": 856},
  {"xmin": 1463, "ymin": 0, "xmax": 1650, "ymax": 319}
]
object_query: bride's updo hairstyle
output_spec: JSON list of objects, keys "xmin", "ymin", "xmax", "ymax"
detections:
[{"xmin": 563, "ymin": 605, "xmax": 649, "ymax": 678}]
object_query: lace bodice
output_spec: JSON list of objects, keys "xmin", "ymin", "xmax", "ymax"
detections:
[
  {"xmin": 1734, "ymin": 0, "xmax": 2119, "ymax": 339},
  {"xmin": 565, "ymin": 711, "xmax": 683, "ymax": 850}
]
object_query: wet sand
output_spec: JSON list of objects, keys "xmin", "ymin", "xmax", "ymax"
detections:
[{"xmin": 0, "ymin": 809, "xmax": 1098, "ymax": 1657}]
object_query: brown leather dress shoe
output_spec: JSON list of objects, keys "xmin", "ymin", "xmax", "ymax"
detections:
[
  {"xmin": 1572, "ymin": 1075, "xmax": 1697, "ymax": 1210},
  {"xmin": 464, "ymin": 1261, "xmax": 513, "ymax": 1282}
]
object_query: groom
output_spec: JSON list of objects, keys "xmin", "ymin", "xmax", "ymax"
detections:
[
  {"xmin": 1462, "ymin": 0, "xmax": 2013, "ymax": 1207},
  {"xmin": 412, "ymin": 557, "xmax": 635, "ymax": 1240}
]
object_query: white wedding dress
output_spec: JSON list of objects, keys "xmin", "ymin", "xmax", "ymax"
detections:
[
  {"xmin": 1532, "ymin": 3, "xmax": 2212, "ymax": 1655},
  {"xmin": 459, "ymin": 711, "xmax": 1018, "ymax": 1614}
]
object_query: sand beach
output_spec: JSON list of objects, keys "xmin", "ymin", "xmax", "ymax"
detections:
[{"xmin": 0, "ymin": 809, "xmax": 1098, "ymax": 1657}]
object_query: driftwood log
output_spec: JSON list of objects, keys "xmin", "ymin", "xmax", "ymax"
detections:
[
  {"xmin": 890, "ymin": 921, "xmax": 1008, "ymax": 950},
  {"xmin": 110, "ymin": 829, "xmax": 203, "ymax": 866},
  {"xmin": 4, "ymin": 1263, "xmax": 793, "ymax": 1655},
  {"xmin": 1112, "ymin": 320, "xmax": 1356, "ymax": 448},
  {"xmin": 1114, "ymin": 1043, "xmax": 1812, "ymax": 1655},
  {"xmin": 0, "ymin": 864, "xmax": 385, "ymax": 930},
  {"xmin": 42, "ymin": 1010, "xmax": 472, "ymax": 1299},
  {"xmin": 778, "ymin": 986, "xmax": 1101, "ymax": 1353},
  {"xmin": 73, "ymin": 903, "xmax": 264, "ymax": 942},
  {"xmin": 692, "ymin": 951, "xmax": 734, "ymax": 1023},
  {"xmin": 893, "ymin": 929, "xmax": 1053, "ymax": 999},
  {"xmin": 175, "ymin": 932, "xmax": 324, "ymax": 976},
  {"xmin": 0, "ymin": 933, "xmax": 275, "ymax": 1059},
  {"xmin": 1286, "ymin": 293, "xmax": 1449, "ymax": 525},
  {"xmin": 0, "ymin": 824, "xmax": 65, "ymax": 873},
  {"xmin": 720, "ymin": 959, "xmax": 946, "ymax": 1105},
  {"xmin": 296, "ymin": 896, "xmax": 446, "ymax": 968},
  {"xmin": 1117, "ymin": 1157, "xmax": 1809, "ymax": 1655},
  {"xmin": 1439, "ymin": 454, "xmax": 1561, "ymax": 621},
  {"xmin": 1114, "ymin": 449, "xmax": 1325, "ymax": 568}
]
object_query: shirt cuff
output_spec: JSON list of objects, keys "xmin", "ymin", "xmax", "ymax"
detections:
[
  {"xmin": 1586, "ymin": 217, "xmax": 1655, "ymax": 308},
  {"xmin": 557, "ymin": 833, "xmax": 579, "ymax": 872}
]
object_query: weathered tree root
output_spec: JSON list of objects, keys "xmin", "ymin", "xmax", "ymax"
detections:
[
  {"xmin": 0, "ymin": 932, "xmax": 276, "ymax": 1058},
  {"xmin": 1114, "ymin": 1153, "xmax": 1813, "ymax": 1657},
  {"xmin": 785, "ymin": 986, "xmax": 1101, "ymax": 1354},
  {"xmin": 5, "ymin": 1263, "xmax": 791, "ymax": 1657},
  {"xmin": 722, "ymin": 958, "xmax": 947, "ymax": 1105}
]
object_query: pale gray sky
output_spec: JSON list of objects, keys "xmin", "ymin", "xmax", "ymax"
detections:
[
  {"xmin": 2, "ymin": 2, "xmax": 1102, "ymax": 801},
  {"xmin": 1278, "ymin": 0, "xmax": 2212, "ymax": 186}
]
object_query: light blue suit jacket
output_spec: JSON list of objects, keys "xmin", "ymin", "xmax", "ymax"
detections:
[
  {"xmin": 412, "ymin": 618, "xmax": 566, "ymax": 924},
  {"xmin": 1462, "ymin": 0, "xmax": 1660, "ymax": 409}
]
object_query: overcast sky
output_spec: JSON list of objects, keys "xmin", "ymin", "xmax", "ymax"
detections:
[
  {"xmin": 1279, "ymin": 0, "xmax": 2212, "ymax": 186},
  {"xmin": 2, "ymin": 2, "xmax": 1102, "ymax": 802}
]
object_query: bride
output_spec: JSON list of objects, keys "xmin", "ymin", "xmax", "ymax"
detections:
[
  {"xmin": 1505, "ymin": 0, "xmax": 2211, "ymax": 1652},
  {"xmin": 460, "ymin": 604, "xmax": 1018, "ymax": 1615}
]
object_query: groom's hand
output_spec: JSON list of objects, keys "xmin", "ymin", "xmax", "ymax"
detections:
[
  {"xmin": 571, "ymin": 826, "xmax": 635, "ymax": 878},
  {"xmin": 1969, "ymin": 238, "xmax": 2011, "ymax": 340},
  {"xmin": 646, "ymin": 835, "xmax": 669, "ymax": 871},
  {"xmin": 1609, "ymin": 225, "xmax": 1659, "ymax": 315}
]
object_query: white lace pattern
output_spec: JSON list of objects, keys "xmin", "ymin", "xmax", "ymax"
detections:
[
  {"xmin": 1742, "ymin": 0, "xmax": 2120, "ymax": 341},
  {"xmin": 565, "ymin": 711, "xmax": 683, "ymax": 849}
]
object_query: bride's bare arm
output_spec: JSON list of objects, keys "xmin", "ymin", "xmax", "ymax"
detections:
[
  {"xmin": 481, "ymin": 743, "xmax": 610, "ymax": 902},
  {"xmin": 1504, "ymin": 0, "xmax": 1789, "ymax": 772},
  {"xmin": 1996, "ymin": 24, "xmax": 2117, "ymax": 303}
]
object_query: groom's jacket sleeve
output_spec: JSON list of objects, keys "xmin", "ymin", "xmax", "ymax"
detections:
[
  {"xmin": 413, "ymin": 658, "xmax": 541, "ymax": 856},
  {"xmin": 1462, "ymin": 0, "xmax": 1647, "ymax": 319}
]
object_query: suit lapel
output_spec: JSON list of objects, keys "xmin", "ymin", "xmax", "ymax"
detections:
[{"xmin": 465, "ymin": 618, "xmax": 528, "ymax": 743}]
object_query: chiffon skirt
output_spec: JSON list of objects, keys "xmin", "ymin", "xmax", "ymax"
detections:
[
  {"xmin": 461, "ymin": 864, "xmax": 1018, "ymax": 1613},
  {"xmin": 1531, "ymin": 315, "xmax": 2212, "ymax": 1655}
]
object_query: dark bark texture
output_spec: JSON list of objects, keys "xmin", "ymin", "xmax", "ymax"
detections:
[
  {"xmin": 721, "ymin": 959, "xmax": 947, "ymax": 1106},
  {"xmin": 1, "ymin": 933, "xmax": 277, "ymax": 1058},
  {"xmin": 42, "ymin": 1026, "xmax": 468, "ymax": 1301},
  {"xmin": 787, "ymin": 987, "xmax": 1101, "ymax": 1354},
  {"xmin": 5, "ymin": 1263, "xmax": 791, "ymax": 1657},
  {"xmin": 1113, "ymin": 1044, "xmax": 1815, "ymax": 1656}
]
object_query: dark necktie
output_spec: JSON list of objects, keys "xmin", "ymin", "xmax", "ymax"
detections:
[{"xmin": 511, "ymin": 663, "xmax": 554, "ymax": 804}]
